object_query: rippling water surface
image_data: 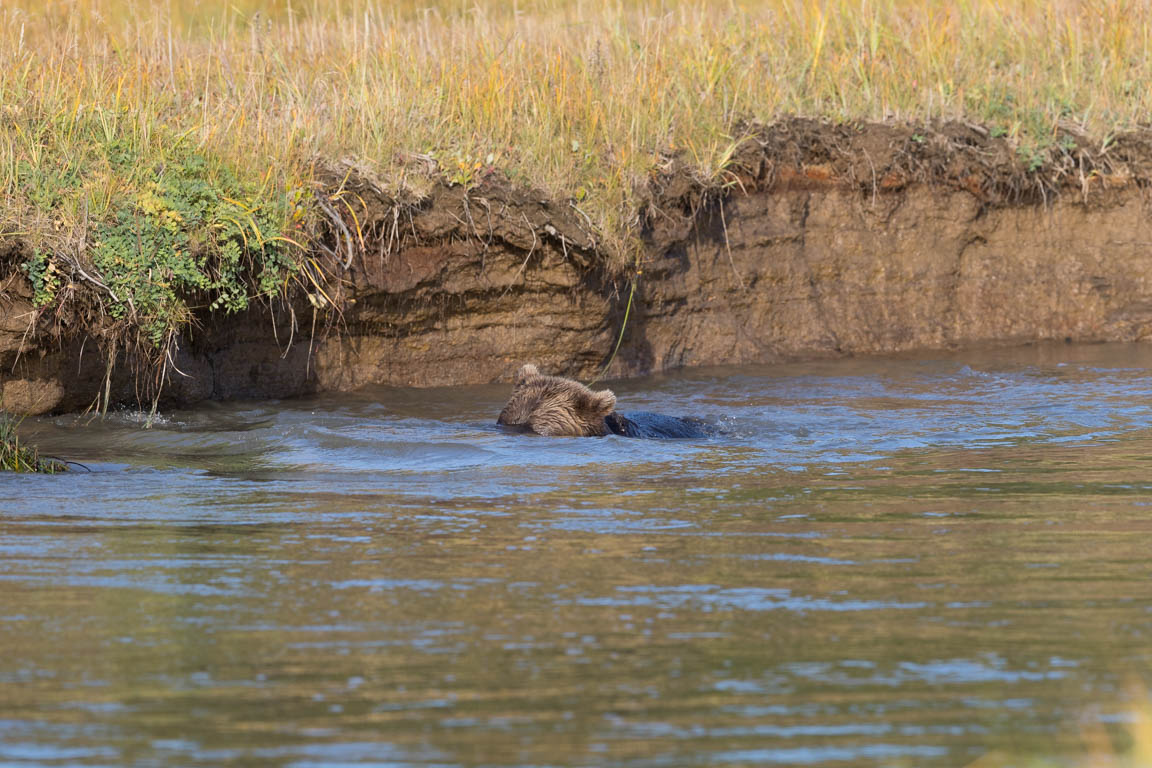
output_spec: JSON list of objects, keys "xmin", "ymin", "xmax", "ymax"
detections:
[{"xmin": 4, "ymin": 343, "xmax": 1152, "ymax": 767}]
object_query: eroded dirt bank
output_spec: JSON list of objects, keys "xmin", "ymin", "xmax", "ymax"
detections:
[{"xmin": 3, "ymin": 120, "xmax": 1152, "ymax": 413}]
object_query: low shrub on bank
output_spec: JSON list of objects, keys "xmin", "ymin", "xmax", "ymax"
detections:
[
  {"xmin": 19, "ymin": 129, "xmax": 303, "ymax": 347},
  {"xmin": 0, "ymin": 415, "xmax": 64, "ymax": 473}
]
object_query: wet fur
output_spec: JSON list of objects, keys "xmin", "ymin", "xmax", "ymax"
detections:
[
  {"xmin": 496, "ymin": 364, "xmax": 616, "ymax": 436},
  {"xmin": 497, "ymin": 364, "xmax": 713, "ymax": 439}
]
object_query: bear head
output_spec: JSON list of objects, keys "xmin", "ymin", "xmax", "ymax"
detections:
[{"xmin": 496, "ymin": 364, "xmax": 617, "ymax": 436}]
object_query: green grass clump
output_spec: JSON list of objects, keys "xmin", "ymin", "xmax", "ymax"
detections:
[{"xmin": 0, "ymin": 415, "xmax": 64, "ymax": 473}]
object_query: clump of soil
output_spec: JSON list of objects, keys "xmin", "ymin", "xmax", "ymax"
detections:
[{"xmin": 638, "ymin": 119, "xmax": 1138, "ymax": 252}]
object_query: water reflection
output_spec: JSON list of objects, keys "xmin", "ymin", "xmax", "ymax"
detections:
[{"xmin": 3, "ymin": 343, "xmax": 1152, "ymax": 766}]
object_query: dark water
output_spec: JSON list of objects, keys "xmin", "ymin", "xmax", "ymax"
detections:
[{"xmin": 4, "ymin": 343, "xmax": 1152, "ymax": 767}]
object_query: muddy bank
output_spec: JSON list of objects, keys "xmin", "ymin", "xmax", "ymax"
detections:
[{"xmin": 3, "ymin": 119, "xmax": 1152, "ymax": 414}]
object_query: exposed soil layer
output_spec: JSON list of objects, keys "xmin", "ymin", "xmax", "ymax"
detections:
[{"xmin": 4, "ymin": 119, "xmax": 1152, "ymax": 414}]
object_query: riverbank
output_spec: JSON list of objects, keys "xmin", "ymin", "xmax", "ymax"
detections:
[
  {"xmin": 4, "ymin": 2, "xmax": 1152, "ymax": 413},
  {"xmin": 4, "ymin": 117, "xmax": 1152, "ymax": 413}
]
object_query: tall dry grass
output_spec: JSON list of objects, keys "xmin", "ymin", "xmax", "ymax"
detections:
[{"xmin": 2, "ymin": 0, "xmax": 1151, "ymax": 266}]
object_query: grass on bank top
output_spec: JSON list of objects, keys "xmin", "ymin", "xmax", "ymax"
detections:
[{"xmin": 2, "ymin": 0, "xmax": 1152, "ymax": 352}]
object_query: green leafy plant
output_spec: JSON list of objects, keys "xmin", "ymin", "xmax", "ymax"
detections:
[
  {"xmin": 87, "ymin": 148, "xmax": 300, "ymax": 345},
  {"xmin": 22, "ymin": 250, "xmax": 62, "ymax": 308},
  {"xmin": 1017, "ymin": 143, "xmax": 1048, "ymax": 173}
]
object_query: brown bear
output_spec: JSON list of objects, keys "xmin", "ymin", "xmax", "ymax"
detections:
[{"xmin": 496, "ymin": 364, "xmax": 713, "ymax": 438}]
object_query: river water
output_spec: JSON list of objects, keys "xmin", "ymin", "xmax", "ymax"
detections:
[{"xmin": 3, "ymin": 343, "xmax": 1152, "ymax": 767}]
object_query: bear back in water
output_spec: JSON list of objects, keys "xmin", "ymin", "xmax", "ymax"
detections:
[
  {"xmin": 496, "ymin": 364, "xmax": 713, "ymax": 438},
  {"xmin": 604, "ymin": 411, "xmax": 714, "ymax": 439}
]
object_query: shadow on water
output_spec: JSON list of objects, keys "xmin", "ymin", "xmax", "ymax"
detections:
[{"xmin": 4, "ymin": 342, "xmax": 1152, "ymax": 766}]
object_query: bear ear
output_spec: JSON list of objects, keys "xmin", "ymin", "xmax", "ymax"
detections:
[
  {"xmin": 591, "ymin": 389, "xmax": 616, "ymax": 414},
  {"xmin": 515, "ymin": 364, "xmax": 539, "ymax": 384}
]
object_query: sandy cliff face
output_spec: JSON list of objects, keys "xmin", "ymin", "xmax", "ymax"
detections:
[
  {"xmin": 3, "ymin": 122, "xmax": 1152, "ymax": 414},
  {"xmin": 617, "ymin": 185, "xmax": 1152, "ymax": 375}
]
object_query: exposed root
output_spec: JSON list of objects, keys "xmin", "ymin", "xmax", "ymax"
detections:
[
  {"xmin": 718, "ymin": 198, "xmax": 745, "ymax": 290},
  {"xmin": 101, "ymin": 345, "xmax": 116, "ymax": 419},
  {"xmin": 316, "ymin": 194, "xmax": 356, "ymax": 269}
]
